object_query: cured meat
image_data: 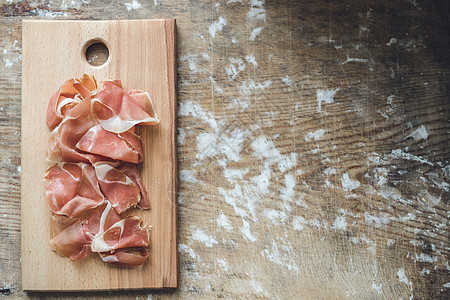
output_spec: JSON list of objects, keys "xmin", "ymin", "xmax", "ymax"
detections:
[
  {"xmin": 118, "ymin": 163, "xmax": 150, "ymax": 209},
  {"xmin": 91, "ymin": 216, "xmax": 150, "ymax": 253},
  {"xmin": 47, "ymin": 75, "xmax": 97, "ymax": 131},
  {"xmin": 76, "ymin": 125, "xmax": 143, "ymax": 163},
  {"xmin": 92, "ymin": 80, "xmax": 159, "ymax": 133},
  {"xmin": 49, "ymin": 219, "xmax": 93, "ymax": 262},
  {"xmin": 44, "ymin": 163, "xmax": 104, "ymax": 217},
  {"xmin": 47, "ymin": 97, "xmax": 106, "ymax": 164},
  {"xmin": 93, "ymin": 163, "xmax": 142, "ymax": 214},
  {"xmin": 100, "ymin": 248, "xmax": 149, "ymax": 266},
  {"xmin": 45, "ymin": 75, "xmax": 156, "ymax": 267}
]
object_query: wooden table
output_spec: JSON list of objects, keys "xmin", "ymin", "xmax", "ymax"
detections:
[{"xmin": 1, "ymin": 0, "xmax": 448, "ymax": 299}]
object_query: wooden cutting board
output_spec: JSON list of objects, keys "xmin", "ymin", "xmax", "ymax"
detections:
[{"xmin": 21, "ymin": 20, "xmax": 177, "ymax": 291}]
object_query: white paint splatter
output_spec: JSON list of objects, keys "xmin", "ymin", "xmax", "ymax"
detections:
[
  {"xmin": 405, "ymin": 125, "xmax": 428, "ymax": 141},
  {"xmin": 317, "ymin": 88, "xmax": 339, "ymax": 112},
  {"xmin": 341, "ymin": 57, "xmax": 369, "ymax": 65},
  {"xmin": 247, "ymin": 0, "xmax": 266, "ymax": 21},
  {"xmin": 196, "ymin": 132, "xmax": 218, "ymax": 160},
  {"xmin": 249, "ymin": 27, "xmax": 264, "ymax": 41},
  {"xmin": 281, "ymin": 75, "xmax": 294, "ymax": 86},
  {"xmin": 17, "ymin": 166, "xmax": 21, "ymax": 173},
  {"xmin": 241, "ymin": 219, "xmax": 257, "ymax": 241},
  {"xmin": 280, "ymin": 173, "xmax": 295, "ymax": 202},
  {"xmin": 251, "ymin": 166, "xmax": 271, "ymax": 194},
  {"xmin": 209, "ymin": 16, "xmax": 227, "ymax": 39},
  {"xmin": 332, "ymin": 214, "xmax": 347, "ymax": 230},
  {"xmin": 225, "ymin": 57, "xmax": 246, "ymax": 79},
  {"xmin": 364, "ymin": 212, "xmax": 390, "ymax": 227},
  {"xmin": 178, "ymin": 243, "xmax": 200, "ymax": 261},
  {"xmin": 397, "ymin": 268, "xmax": 412, "ymax": 287},
  {"xmin": 178, "ymin": 128, "xmax": 186, "ymax": 144},
  {"xmin": 387, "ymin": 94, "xmax": 395, "ymax": 105},
  {"xmin": 419, "ymin": 268, "xmax": 430, "ymax": 276},
  {"xmin": 386, "ymin": 38, "xmax": 398, "ymax": 46},
  {"xmin": 245, "ymin": 54, "xmax": 258, "ymax": 66},
  {"xmin": 250, "ymin": 279, "xmax": 264, "ymax": 293},
  {"xmin": 264, "ymin": 209, "xmax": 287, "ymax": 225},
  {"xmin": 179, "ymin": 100, "xmax": 219, "ymax": 131},
  {"xmin": 292, "ymin": 216, "xmax": 306, "ymax": 231},
  {"xmin": 125, "ymin": 0, "xmax": 141, "ymax": 11},
  {"xmin": 443, "ymin": 282, "xmax": 450, "ymax": 288},
  {"xmin": 390, "ymin": 148, "xmax": 434, "ymax": 166},
  {"xmin": 261, "ymin": 237, "xmax": 299, "ymax": 273},
  {"xmin": 190, "ymin": 228, "xmax": 218, "ymax": 247},
  {"xmin": 341, "ymin": 173, "xmax": 360, "ymax": 191},
  {"xmin": 387, "ymin": 239, "xmax": 395, "ymax": 247},
  {"xmin": 278, "ymin": 153, "xmax": 297, "ymax": 173},
  {"xmin": 217, "ymin": 212, "xmax": 233, "ymax": 231},
  {"xmin": 305, "ymin": 129, "xmax": 325, "ymax": 141},
  {"xmin": 180, "ymin": 170, "xmax": 199, "ymax": 183},
  {"xmin": 372, "ymin": 283, "xmax": 382, "ymax": 295},
  {"xmin": 217, "ymin": 258, "xmax": 230, "ymax": 272}
]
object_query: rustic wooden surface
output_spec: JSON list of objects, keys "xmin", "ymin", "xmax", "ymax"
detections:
[
  {"xmin": 0, "ymin": 0, "xmax": 449, "ymax": 299},
  {"xmin": 21, "ymin": 19, "xmax": 177, "ymax": 291}
]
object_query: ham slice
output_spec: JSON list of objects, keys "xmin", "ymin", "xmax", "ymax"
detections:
[
  {"xmin": 118, "ymin": 163, "xmax": 150, "ymax": 209},
  {"xmin": 76, "ymin": 124, "xmax": 144, "ymax": 163},
  {"xmin": 93, "ymin": 163, "xmax": 142, "ymax": 214},
  {"xmin": 47, "ymin": 75, "xmax": 97, "ymax": 131},
  {"xmin": 100, "ymin": 248, "xmax": 149, "ymax": 266},
  {"xmin": 92, "ymin": 80, "xmax": 159, "ymax": 133},
  {"xmin": 49, "ymin": 219, "xmax": 93, "ymax": 262},
  {"xmin": 44, "ymin": 163, "xmax": 104, "ymax": 217},
  {"xmin": 90, "ymin": 216, "xmax": 150, "ymax": 253},
  {"xmin": 47, "ymin": 98, "xmax": 107, "ymax": 164}
]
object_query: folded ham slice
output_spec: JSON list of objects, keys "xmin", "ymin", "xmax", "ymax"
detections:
[
  {"xmin": 93, "ymin": 163, "xmax": 142, "ymax": 214},
  {"xmin": 76, "ymin": 124, "xmax": 143, "ymax": 164},
  {"xmin": 44, "ymin": 163, "xmax": 104, "ymax": 217},
  {"xmin": 92, "ymin": 80, "xmax": 159, "ymax": 134},
  {"xmin": 49, "ymin": 219, "xmax": 93, "ymax": 262},
  {"xmin": 47, "ymin": 75, "xmax": 97, "ymax": 131},
  {"xmin": 99, "ymin": 248, "xmax": 149, "ymax": 266}
]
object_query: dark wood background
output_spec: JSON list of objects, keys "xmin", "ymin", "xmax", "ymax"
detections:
[{"xmin": 0, "ymin": 0, "xmax": 449, "ymax": 299}]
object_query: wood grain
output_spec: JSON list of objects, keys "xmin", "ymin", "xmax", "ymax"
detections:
[
  {"xmin": 1, "ymin": 0, "xmax": 449, "ymax": 299},
  {"xmin": 21, "ymin": 20, "xmax": 177, "ymax": 291}
]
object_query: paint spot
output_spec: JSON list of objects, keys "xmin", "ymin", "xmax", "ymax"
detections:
[
  {"xmin": 332, "ymin": 214, "xmax": 347, "ymax": 230},
  {"xmin": 209, "ymin": 17, "xmax": 227, "ymax": 38},
  {"xmin": 241, "ymin": 219, "xmax": 257, "ymax": 241},
  {"xmin": 279, "ymin": 173, "xmax": 295, "ymax": 202},
  {"xmin": 125, "ymin": 0, "xmax": 141, "ymax": 11},
  {"xmin": 178, "ymin": 243, "xmax": 200, "ymax": 261},
  {"xmin": 245, "ymin": 54, "xmax": 258, "ymax": 66},
  {"xmin": 225, "ymin": 57, "xmax": 246, "ymax": 79},
  {"xmin": 249, "ymin": 27, "xmax": 264, "ymax": 41},
  {"xmin": 372, "ymin": 283, "xmax": 382, "ymax": 295},
  {"xmin": 305, "ymin": 129, "xmax": 325, "ymax": 141},
  {"xmin": 341, "ymin": 173, "xmax": 360, "ymax": 191},
  {"xmin": 264, "ymin": 209, "xmax": 287, "ymax": 225},
  {"xmin": 405, "ymin": 125, "xmax": 428, "ymax": 141},
  {"xmin": 340, "ymin": 57, "xmax": 369, "ymax": 65},
  {"xmin": 217, "ymin": 212, "xmax": 233, "ymax": 231},
  {"xmin": 386, "ymin": 38, "xmax": 398, "ymax": 46},
  {"xmin": 190, "ymin": 228, "xmax": 218, "ymax": 247},
  {"xmin": 292, "ymin": 216, "xmax": 306, "ymax": 231},
  {"xmin": 217, "ymin": 258, "xmax": 230, "ymax": 272},
  {"xmin": 180, "ymin": 170, "xmax": 199, "ymax": 183},
  {"xmin": 317, "ymin": 88, "xmax": 339, "ymax": 112},
  {"xmin": 397, "ymin": 268, "xmax": 412, "ymax": 287},
  {"xmin": 261, "ymin": 237, "xmax": 299, "ymax": 272},
  {"xmin": 247, "ymin": 0, "xmax": 266, "ymax": 21},
  {"xmin": 250, "ymin": 279, "xmax": 263, "ymax": 293}
]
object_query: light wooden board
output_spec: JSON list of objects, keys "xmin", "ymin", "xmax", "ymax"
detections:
[{"xmin": 21, "ymin": 20, "xmax": 177, "ymax": 291}]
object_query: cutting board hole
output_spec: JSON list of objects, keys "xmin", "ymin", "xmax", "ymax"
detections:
[{"xmin": 83, "ymin": 39, "xmax": 109, "ymax": 67}]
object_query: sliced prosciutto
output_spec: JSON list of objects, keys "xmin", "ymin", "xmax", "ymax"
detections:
[
  {"xmin": 99, "ymin": 248, "xmax": 149, "ymax": 266},
  {"xmin": 49, "ymin": 219, "xmax": 93, "ymax": 262},
  {"xmin": 118, "ymin": 163, "xmax": 150, "ymax": 209},
  {"xmin": 76, "ymin": 124, "xmax": 144, "ymax": 163},
  {"xmin": 47, "ymin": 74, "xmax": 97, "ymax": 131},
  {"xmin": 92, "ymin": 80, "xmax": 159, "ymax": 133},
  {"xmin": 45, "ymin": 75, "xmax": 157, "ymax": 267},
  {"xmin": 44, "ymin": 163, "xmax": 104, "ymax": 217},
  {"xmin": 90, "ymin": 215, "xmax": 150, "ymax": 253}
]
